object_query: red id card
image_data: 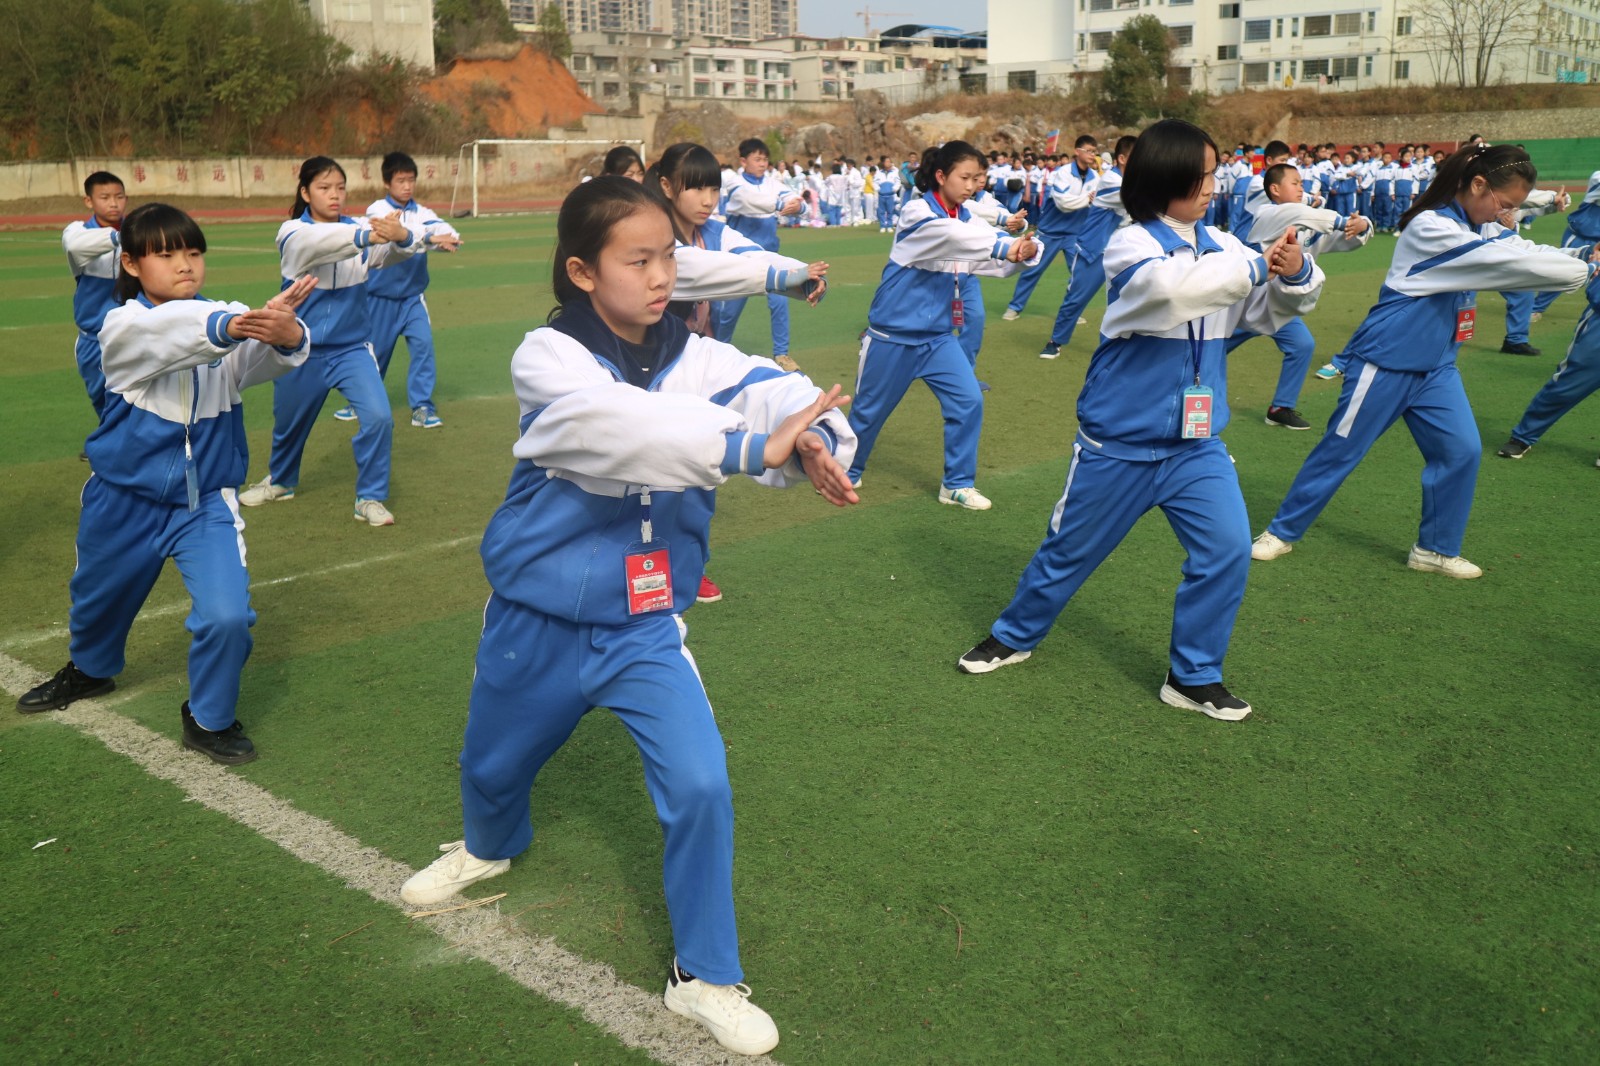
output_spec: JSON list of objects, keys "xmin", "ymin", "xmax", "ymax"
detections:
[
  {"xmin": 1182, "ymin": 385, "xmax": 1214, "ymax": 439},
  {"xmin": 624, "ymin": 542, "xmax": 673, "ymax": 615},
  {"xmin": 1455, "ymin": 295, "xmax": 1476, "ymax": 343}
]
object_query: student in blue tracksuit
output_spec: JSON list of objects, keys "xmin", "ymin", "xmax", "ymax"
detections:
[
  {"xmin": 1037, "ymin": 134, "xmax": 1136, "ymax": 359},
  {"xmin": 397, "ymin": 177, "xmax": 857, "ymax": 1058},
  {"xmin": 17, "ymin": 204, "xmax": 314, "ymax": 764},
  {"xmin": 958, "ymin": 119, "xmax": 1325, "ymax": 722},
  {"xmin": 849, "ymin": 140, "xmax": 1039, "ymax": 510},
  {"xmin": 716, "ymin": 137, "xmax": 804, "ymax": 357},
  {"xmin": 350, "ymin": 151, "xmax": 463, "ymax": 431},
  {"xmin": 1251, "ymin": 144, "xmax": 1594, "ymax": 580},
  {"xmin": 1498, "ymin": 186, "xmax": 1572, "ymax": 356},
  {"xmin": 62, "ymin": 171, "xmax": 128, "ymax": 419},
  {"xmin": 1531, "ymin": 169, "xmax": 1600, "ymax": 318},
  {"xmin": 1004, "ymin": 135, "xmax": 1096, "ymax": 318},
  {"xmin": 1231, "ymin": 163, "xmax": 1371, "ymax": 428},
  {"xmin": 239, "ymin": 156, "xmax": 432, "ymax": 527},
  {"xmin": 1372, "ymin": 152, "xmax": 1397, "ymax": 232},
  {"xmin": 961, "ymin": 186, "xmax": 1030, "ymax": 387},
  {"xmin": 1496, "ymin": 247, "xmax": 1600, "ymax": 462}
]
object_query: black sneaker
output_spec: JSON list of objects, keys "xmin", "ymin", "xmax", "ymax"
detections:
[
  {"xmin": 957, "ymin": 635, "xmax": 1032, "ymax": 674},
  {"xmin": 1500, "ymin": 340, "xmax": 1542, "ymax": 356},
  {"xmin": 1039, "ymin": 342, "xmax": 1062, "ymax": 360},
  {"xmin": 17, "ymin": 661, "xmax": 115, "ymax": 713},
  {"xmin": 1158, "ymin": 671, "xmax": 1252, "ymax": 721},
  {"xmin": 181, "ymin": 702, "xmax": 257, "ymax": 765},
  {"xmin": 1496, "ymin": 438, "xmax": 1532, "ymax": 459},
  {"xmin": 1265, "ymin": 406, "xmax": 1311, "ymax": 430}
]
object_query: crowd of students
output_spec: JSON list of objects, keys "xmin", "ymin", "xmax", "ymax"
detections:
[{"xmin": 21, "ymin": 123, "xmax": 1600, "ymax": 1059}]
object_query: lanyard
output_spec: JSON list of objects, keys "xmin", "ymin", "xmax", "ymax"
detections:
[
  {"xmin": 639, "ymin": 489, "xmax": 654, "ymax": 543},
  {"xmin": 1186, "ymin": 320, "xmax": 1206, "ymax": 386}
]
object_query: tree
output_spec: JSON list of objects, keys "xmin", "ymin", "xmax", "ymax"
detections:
[
  {"xmin": 1100, "ymin": 14, "xmax": 1172, "ymax": 125},
  {"xmin": 535, "ymin": 2, "xmax": 571, "ymax": 62},
  {"xmin": 434, "ymin": 0, "xmax": 519, "ymax": 66},
  {"xmin": 1414, "ymin": 0, "xmax": 1539, "ymax": 88}
]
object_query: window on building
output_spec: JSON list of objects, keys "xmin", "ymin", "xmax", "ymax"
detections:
[
  {"xmin": 1219, "ymin": 3, "xmax": 1239, "ymax": 17},
  {"xmin": 1078, "ymin": 33, "xmax": 1086, "ymax": 50},
  {"xmin": 1169, "ymin": 0, "xmax": 1192, "ymax": 5},
  {"xmin": 1243, "ymin": 62, "xmax": 1269, "ymax": 84},
  {"xmin": 1089, "ymin": 0, "xmax": 1112, "ymax": 10},
  {"xmin": 1276, "ymin": 17, "xmax": 1284, "ymax": 37},
  {"xmin": 745, "ymin": 82, "xmax": 757, "ymax": 96},
  {"xmin": 1330, "ymin": 56, "xmax": 1360, "ymax": 78},
  {"xmin": 1367, "ymin": 11, "xmax": 1376, "ymax": 32},
  {"xmin": 1396, "ymin": 16, "xmax": 1412, "ymax": 35},
  {"xmin": 1244, "ymin": 19, "xmax": 1270, "ymax": 42},
  {"xmin": 1395, "ymin": 59, "xmax": 1411, "ymax": 79},
  {"xmin": 692, "ymin": 57, "xmax": 708, "ymax": 73},
  {"xmin": 1333, "ymin": 13, "xmax": 1361, "ymax": 35},
  {"xmin": 1170, "ymin": 65, "xmax": 1192, "ymax": 86},
  {"xmin": 1090, "ymin": 30, "xmax": 1114, "ymax": 50},
  {"xmin": 1007, "ymin": 70, "xmax": 1038, "ymax": 91},
  {"xmin": 1364, "ymin": 54, "xmax": 1373, "ymax": 76},
  {"xmin": 722, "ymin": 81, "xmax": 736, "ymax": 95},
  {"xmin": 602, "ymin": 82, "xmax": 619, "ymax": 97},
  {"xmin": 895, "ymin": 55, "xmax": 906, "ymax": 69},
  {"xmin": 694, "ymin": 81, "xmax": 710, "ymax": 96},
  {"xmin": 744, "ymin": 60, "xmax": 757, "ymax": 75},
  {"xmin": 1217, "ymin": 44, "xmax": 1239, "ymax": 60},
  {"xmin": 571, "ymin": 55, "xmax": 588, "ymax": 70},
  {"xmin": 1304, "ymin": 15, "xmax": 1331, "ymax": 37},
  {"xmin": 595, "ymin": 56, "xmax": 617, "ymax": 71},
  {"xmin": 1172, "ymin": 25, "xmax": 1194, "ymax": 46},
  {"xmin": 1302, "ymin": 58, "xmax": 1330, "ymax": 77},
  {"xmin": 1291, "ymin": 17, "xmax": 1299, "ymax": 36},
  {"xmin": 1536, "ymin": 51, "xmax": 1551, "ymax": 74}
]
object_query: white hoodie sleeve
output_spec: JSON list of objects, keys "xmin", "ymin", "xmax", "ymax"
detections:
[
  {"xmin": 672, "ymin": 244, "xmax": 817, "ymax": 302},
  {"xmin": 63, "ymin": 222, "xmax": 118, "ymax": 275},
  {"xmin": 1388, "ymin": 211, "xmax": 1592, "ymax": 297},
  {"xmin": 100, "ymin": 299, "xmax": 308, "ymax": 394},
  {"xmin": 726, "ymin": 177, "xmax": 792, "ymax": 217}
]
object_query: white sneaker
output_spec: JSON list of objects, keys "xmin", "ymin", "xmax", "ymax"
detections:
[
  {"xmin": 400, "ymin": 841, "xmax": 510, "ymax": 906},
  {"xmin": 1530, "ymin": 311, "xmax": 1543, "ymax": 324},
  {"xmin": 1406, "ymin": 545, "xmax": 1482, "ymax": 579},
  {"xmin": 354, "ymin": 498, "xmax": 395, "ymax": 526},
  {"xmin": 238, "ymin": 477, "xmax": 293, "ymax": 507},
  {"xmin": 1251, "ymin": 531, "xmax": 1293, "ymax": 561},
  {"xmin": 1077, "ymin": 317, "xmax": 1087, "ymax": 326},
  {"xmin": 1001, "ymin": 308, "xmax": 1021, "ymax": 321},
  {"xmin": 938, "ymin": 485, "xmax": 992, "ymax": 510},
  {"xmin": 664, "ymin": 960, "xmax": 779, "ymax": 1056}
]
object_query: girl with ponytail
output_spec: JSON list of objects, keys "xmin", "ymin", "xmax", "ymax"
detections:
[{"xmin": 1252, "ymin": 143, "xmax": 1598, "ymax": 579}]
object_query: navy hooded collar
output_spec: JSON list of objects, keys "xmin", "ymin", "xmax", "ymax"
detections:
[{"xmin": 548, "ymin": 293, "xmax": 690, "ymax": 390}]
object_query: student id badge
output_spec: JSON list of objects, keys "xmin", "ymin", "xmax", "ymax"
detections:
[
  {"xmin": 1455, "ymin": 294, "xmax": 1476, "ymax": 343},
  {"xmin": 951, "ymin": 292, "xmax": 965, "ymax": 331},
  {"xmin": 1182, "ymin": 385, "xmax": 1214, "ymax": 439},
  {"xmin": 624, "ymin": 541, "xmax": 674, "ymax": 615}
]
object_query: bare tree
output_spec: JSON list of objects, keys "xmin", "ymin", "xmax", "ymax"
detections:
[{"xmin": 1412, "ymin": 0, "xmax": 1540, "ymax": 87}]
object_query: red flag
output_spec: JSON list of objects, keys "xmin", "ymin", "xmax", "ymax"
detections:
[{"xmin": 1045, "ymin": 129, "xmax": 1060, "ymax": 154}]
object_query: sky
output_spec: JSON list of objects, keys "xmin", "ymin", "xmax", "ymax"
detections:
[{"xmin": 799, "ymin": 0, "xmax": 985, "ymax": 39}]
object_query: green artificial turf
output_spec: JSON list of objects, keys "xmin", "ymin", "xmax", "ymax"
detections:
[{"xmin": 1, "ymin": 213, "xmax": 1597, "ymax": 1063}]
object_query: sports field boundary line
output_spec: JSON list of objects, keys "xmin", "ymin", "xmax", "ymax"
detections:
[{"xmin": 0, "ymin": 651, "xmax": 781, "ymax": 1066}]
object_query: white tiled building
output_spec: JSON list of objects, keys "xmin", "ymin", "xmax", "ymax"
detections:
[
  {"xmin": 985, "ymin": 0, "xmax": 1600, "ymax": 94},
  {"xmin": 304, "ymin": 0, "xmax": 435, "ymax": 68}
]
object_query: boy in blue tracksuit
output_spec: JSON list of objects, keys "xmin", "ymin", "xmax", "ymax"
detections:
[
  {"xmin": 959, "ymin": 120, "xmax": 1324, "ymax": 722},
  {"xmin": 715, "ymin": 138, "xmax": 802, "ymax": 357},
  {"xmin": 1252, "ymin": 145, "xmax": 1593, "ymax": 580},
  {"xmin": 1531, "ymin": 169, "xmax": 1600, "ymax": 319},
  {"xmin": 1496, "ymin": 247, "xmax": 1600, "ymax": 462},
  {"xmin": 62, "ymin": 171, "xmax": 128, "ymax": 418},
  {"xmin": 18, "ymin": 203, "xmax": 313, "ymax": 765},
  {"xmin": 1037, "ymin": 135, "xmax": 1135, "ymax": 359},
  {"xmin": 1004, "ymin": 136, "xmax": 1097, "ymax": 318},
  {"xmin": 353, "ymin": 151, "xmax": 462, "ymax": 430},
  {"xmin": 1499, "ymin": 187, "xmax": 1572, "ymax": 356}
]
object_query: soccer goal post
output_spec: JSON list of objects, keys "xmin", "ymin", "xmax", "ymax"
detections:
[{"xmin": 448, "ymin": 138, "xmax": 646, "ymax": 218}]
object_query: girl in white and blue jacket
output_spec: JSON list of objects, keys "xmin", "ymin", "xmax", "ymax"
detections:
[
  {"xmin": 1252, "ymin": 144, "xmax": 1595, "ymax": 579},
  {"xmin": 17, "ymin": 204, "xmax": 314, "ymax": 765},
  {"xmin": 851, "ymin": 140, "xmax": 1039, "ymax": 510},
  {"xmin": 398, "ymin": 177, "xmax": 856, "ymax": 1058},
  {"xmin": 959, "ymin": 120, "xmax": 1325, "ymax": 722},
  {"xmin": 239, "ymin": 156, "xmax": 431, "ymax": 527}
]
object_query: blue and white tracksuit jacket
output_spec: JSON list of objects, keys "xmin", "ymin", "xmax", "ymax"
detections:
[
  {"xmin": 363, "ymin": 195, "xmax": 459, "ymax": 410},
  {"xmin": 1534, "ymin": 170, "xmax": 1600, "ymax": 315},
  {"xmin": 717, "ymin": 171, "xmax": 799, "ymax": 353},
  {"xmin": 960, "ymin": 189, "xmax": 1024, "ymax": 365},
  {"xmin": 1048, "ymin": 166, "xmax": 1129, "ymax": 347},
  {"xmin": 458, "ymin": 296, "xmax": 853, "ymax": 987},
  {"xmin": 1231, "ymin": 200, "xmax": 1372, "ymax": 409},
  {"xmin": 74, "ymin": 296, "xmax": 309, "ymax": 730},
  {"xmin": 63, "ymin": 217, "xmax": 121, "ymax": 416},
  {"xmin": 990, "ymin": 219, "xmax": 1322, "ymax": 684},
  {"xmin": 850, "ymin": 192, "xmax": 1031, "ymax": 488},
  {"xmin": 261, "ymin": 212, "xmax": 423, "ymax": 500},
  {"xmin": 1265, "ymin": 202, "xmax": 1593, "ymax": 559},
  {"xmin": 673, "ymin": 219, "xmax": 820, "ymax": 334},
  {"xmin": 1008, "ymin": 161, "xmax": 1095, "ymax": 313}
]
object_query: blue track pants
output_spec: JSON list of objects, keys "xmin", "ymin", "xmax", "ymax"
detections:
[
  {"xmin": 847, "ymin": 334, "xmax": 984, "ymax": 488},
  {"xmin": 1225, "ymin": 318, "xmax": 1317, "ymax": 410},
  {"xmin": 368, "ymin": 293, "xmax": 437, "ymax": 410},
  {"xmin": 1510, "ymin": 333, "xmax": 1600, "ymax": 446},
  {"xmin": 713, "ymin": 291, "xmax": 790, "ymax": 356},
  {"xmin": 265, "ymin": 346, "xmax": 393, "ymax": 500},
  {"xmin": 1050, "ymin": 253, "xmax": 1108, "ymax": 347},
  {"xmin": 76, "ymin": 332, "xmax": 106, "ymax": 418},
  {"xmin": 1007, "ymin": 230, "xmax": 1077, "ymax": 314}
]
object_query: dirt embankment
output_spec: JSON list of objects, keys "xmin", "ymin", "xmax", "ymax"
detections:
[{"xmin": 422, "ymin": 45, "xmax": 602, "ymax": 138}]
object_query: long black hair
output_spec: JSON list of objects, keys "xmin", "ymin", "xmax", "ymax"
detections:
[
  {"xmin": 549, "ymin": 176, "xmax": 673, "ymax": 321},
  {"xmin": 1121, "ymin": 119, "xmax": 1219, "ymax": 223},
  {"xmin": 114, "ymin": 203, "xmax": 206, "ymax": 303},
  {"xmin": 290, "ymin": 156, "xmax": 346, "ymax": 218},
  {"xmin": 643, "ymin": 142, "xmax": 722, "ymax": 242},
  {"xmin": 1399, "ymin": 143, "xmax": 1537, "ymax": 230},
  {"xmin": 603, "ymin": 144, "xmax": 645, "ymax": 177},
  {"xmin": 914, "ymin": 140, "xmax": 986, "ymax": 193}
]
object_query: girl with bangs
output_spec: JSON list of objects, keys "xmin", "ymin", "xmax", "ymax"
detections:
[{"xmin": 17, "ymin": 204, "xmax": 315, "ymax": 765}]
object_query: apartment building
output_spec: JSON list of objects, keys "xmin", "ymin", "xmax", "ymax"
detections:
[{"xmin": 304, "ymin": 0, "xmax": 435, "ymax": 68}]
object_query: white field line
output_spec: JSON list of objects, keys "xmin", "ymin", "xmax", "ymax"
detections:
[
  {"xmin": 1, "ymin": 535, "xmax": 479, "ymax": 652},
  {"xmin": 0, "ymin": 649, "xmax": 782, "ymax": 1066}
]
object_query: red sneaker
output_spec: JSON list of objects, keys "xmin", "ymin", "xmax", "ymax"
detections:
[{"xmin": 696, "ymin": 576, "xmax": 723, "ymax": 603}]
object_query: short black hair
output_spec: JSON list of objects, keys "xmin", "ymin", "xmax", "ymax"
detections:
[
  {"xmin": 381, "ymin": 152, "xmax": 418, "ymax": 183},
  {"xmin": 737, "ymin": 138, "xmax": 770, "ymax": 159},
  {"xmin": 1264, "ymin": 140, "xmax": 1291, "ymax": 161},
  {"xmin": 84, "ymin": 171, "xmax": 124, "ymax": 196},
  {"xmin": 1112, "ymin": 135, "xmax": 1138, "ymax": 161},
  {"xmin": 1120, "ymin": 119, "xmax": 1219, "ymax": 223},
  {"xmin": 1262, "ymin": 163, "xmax": 1297, "ymax": 198},
  {"xmin": 113, "ymin": 203, "xmax": 207, "ymax": 303},
  {"xmin": 645, "ymin": 142, "xmax": 722, "ymax": 196},
  {"xmin": 1074, "ymin": 134, "xmax": 1098, "ymax": 149}
]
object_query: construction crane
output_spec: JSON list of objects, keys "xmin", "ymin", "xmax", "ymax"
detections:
[{"xmin": 856, "ymin": 6, "xmax": 915, "ymax": 36}]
